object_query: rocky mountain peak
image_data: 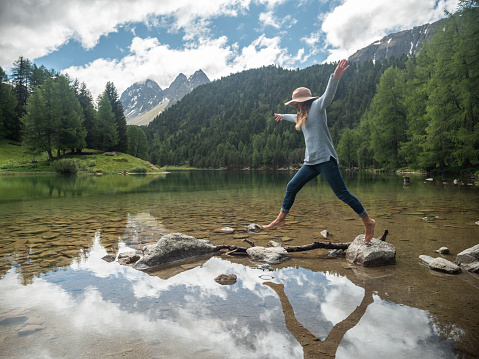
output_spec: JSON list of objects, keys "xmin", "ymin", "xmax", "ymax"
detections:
[{"xmin": 120, "ymin": 70, "xmax": 210, "ymax": 125}]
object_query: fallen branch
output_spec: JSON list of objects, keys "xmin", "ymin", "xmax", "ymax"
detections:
[{"xmin": 215, "ymin": 230, "xmax": 389, "ymax": 255}]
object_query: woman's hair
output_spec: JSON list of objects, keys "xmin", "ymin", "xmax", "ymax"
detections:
[{"xmin": 295, "ymin": 100, "xmax": 313, "ymax": 130}]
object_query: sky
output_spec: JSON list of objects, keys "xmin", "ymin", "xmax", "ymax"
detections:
[{"xmin": 0, "ymin": 0, "xmax": 459, "ymax": 99}]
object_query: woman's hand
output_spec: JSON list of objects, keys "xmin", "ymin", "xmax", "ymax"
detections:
[
  {"xmin": 274, "ymin": 113, "xmax": 283, "ymax": 122},
  {"xmin": 333, "ymin": 59, "xmax": 350, "ymax": 79}
]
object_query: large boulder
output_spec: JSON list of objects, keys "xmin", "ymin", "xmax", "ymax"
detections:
[
  {"xmin": 455, "ymin": 244, "xmax": 479, "ymax": 273},
  {"xmin": 346, "ymin": 234, "xmax": 396, "ymax": 267},
  {"xmin": 246, "ymin": 246, "xmax": 290, "ymax": 264},
  {"xmin": 135, "ymin": 233, "xmax": 217, "ymax": 269}
]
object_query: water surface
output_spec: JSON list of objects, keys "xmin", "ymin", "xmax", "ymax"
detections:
[{"xmin": 0, "ymin": 171, "xmax": 478, "ymax": 358}]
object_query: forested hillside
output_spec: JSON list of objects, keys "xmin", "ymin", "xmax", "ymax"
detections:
[
  {"xmin": 146, "ymin": 58, "xmax": 405, "ymax": 169},
  {"xmin": 145, "ymin": 2, "xmax": 478, "ymax": 172}
]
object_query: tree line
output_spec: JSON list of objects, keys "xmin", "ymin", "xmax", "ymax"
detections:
[
  {"xmin": 145, "ymin": 1, "xmax": 477, "ymax": 172},
  {"xmin": 0, "ymin": 58, "xmax": 148, "ymax": 162}
]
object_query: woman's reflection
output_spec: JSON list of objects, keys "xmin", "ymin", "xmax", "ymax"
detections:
[{"xmin": 263, "ymin": 281, "xmax": 374, "ymax": 359}]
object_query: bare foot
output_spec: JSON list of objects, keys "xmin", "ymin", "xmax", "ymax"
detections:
[
  {"xmin": 262, "ymin": 212, "xmax": 286, "ymax": 229},
  {"xmin": 363, "ymin": 217, "xmax": 376, "ymax": 242},
  {"xmin": 262, "ymin": 220, "xmax": 285, "ymax": 229}
]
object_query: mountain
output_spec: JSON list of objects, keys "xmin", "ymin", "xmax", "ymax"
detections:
[
  {"xmin": 348, "ymin": 18, "xmax": 446, "ymax": 63},
  {"xmin": 120, "ymin": 70, "xmax": 210, "ymax": 126}
]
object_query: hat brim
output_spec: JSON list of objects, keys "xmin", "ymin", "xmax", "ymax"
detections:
[{"xmin": 285, "ymin": 96, "xmax": 319, "ymax": 107}]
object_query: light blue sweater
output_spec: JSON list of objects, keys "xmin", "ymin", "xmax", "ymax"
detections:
[{"xmin": 281, "ymin": 74, "xmax": 340, "ymax": 165}]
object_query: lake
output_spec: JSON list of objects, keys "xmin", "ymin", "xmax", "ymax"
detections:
[{"xmin": 0, "ymin": 171, "xmax": 478, "ymax": 359}]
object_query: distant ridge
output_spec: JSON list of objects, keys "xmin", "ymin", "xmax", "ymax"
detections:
[{"xmin": 348, "ymin": 18, "xmax": 446, "ymax": 63}]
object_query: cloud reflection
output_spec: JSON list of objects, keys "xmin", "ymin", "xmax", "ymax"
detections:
[{"xmin": 0, "ymin": 237, "xmax": 456, "ymax": 359}]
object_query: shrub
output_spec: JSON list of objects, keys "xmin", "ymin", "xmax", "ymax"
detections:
[
  {"xmin": 130, "ymin": 166, "xmax": 147, "ymax": 173},
  {"xmin": 51, "ymin": 159, "xmax": 81, "ymax": 175},
  {"xmin": 0, "ymin": 160, "xmax": 17, "ymax": 169}
]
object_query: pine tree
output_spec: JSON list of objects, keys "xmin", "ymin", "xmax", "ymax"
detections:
[
  {"xmin": 55, "ymin": 76, "xmax": 86, "ymax": 154},
  {"xmin": 77, "ymin": 82, "xmax": 98, "ymax": 149},
  {"xmin": 0, "ymin": 67, "xmax": 19, "ymax": 140},
  {"xmin": 127, "ymin": 125, "xmax": 149, "ymax": 160},
  {"xmin": 105, "ymin": 82, "xmax": 128, "ymax": 152},
  {"xmin": 97, "ymin": 91, "xmax": 118, "ymax": 152},
  {"xmin": 21, "ymin": 85, "xmax": 54, "ymax": 160},
  {"xmin": 11, "ymin": 56, "xmax": 32, "ymax": 114}
]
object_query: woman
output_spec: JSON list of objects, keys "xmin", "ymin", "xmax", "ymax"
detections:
[{"xmin": 262, "ymin": 59, "xmax": 376, "ymax": 242}]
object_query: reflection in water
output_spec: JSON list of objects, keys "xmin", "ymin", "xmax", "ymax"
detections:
[
  {"xmin": 0, "ymin": 236, "xmax": 458, "ymax": 359},
  {"xmin": 0, "ymin": 172, "xmax": 478, "ymax": 358},
  {"xmin": 263, "ymin": 281, "xmax": 373, "ymax": 359}
]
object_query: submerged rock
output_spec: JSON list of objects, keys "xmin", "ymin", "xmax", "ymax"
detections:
[
  {"xmin": 135, "ymin": 233, "xmax": 217, "ymax": 269},
  {"xmin": 214, "ymin": 273, "xmax": 237, "ymax": 285},
  {"xmin": 118, "ymin": 252, "xmax": 141, "ymax": 265},
  {"xmin": 102, "ymin": 254, "xmax": 116, "ymax": 262},
  {"xmin": 346, "ymin": 234, "xmax": 396, "ymax": 267},
  {"xmin": 246, "ymin": 246, "xmax": 290, "ymax": 264}
]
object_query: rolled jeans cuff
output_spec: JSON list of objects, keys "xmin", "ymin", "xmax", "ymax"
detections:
[
  {"xmin": 358, "ymin": 210, "xmax": 368, "ymax": 218},
  {"xmin": 280, "ymin": 208, "xmax": 289, "ymax": 214}
]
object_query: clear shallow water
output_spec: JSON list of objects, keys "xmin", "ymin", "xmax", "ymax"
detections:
[{"xmin": 0, "ymin": 171, "xmax": 478, "ymax": 358}]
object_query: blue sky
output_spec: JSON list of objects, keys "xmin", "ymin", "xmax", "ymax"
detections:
[{"xmin": 0, "ymin": 0, "xmax": 458, "ymax": 98}]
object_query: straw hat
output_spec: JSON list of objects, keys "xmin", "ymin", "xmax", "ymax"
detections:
[{"xmin": 285, "ymin": 87, "xmax": 318, "ymax": 107}]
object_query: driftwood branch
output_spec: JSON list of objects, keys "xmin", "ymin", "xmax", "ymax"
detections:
[{"xmin": 215, "ymin": 230, "xmax": 389, "ymax": 256}]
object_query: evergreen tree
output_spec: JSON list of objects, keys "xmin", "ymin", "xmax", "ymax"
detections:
[
  {"xmin": 54, "ymin": 75, "xmax": 86, "ymax": 154},
  {"xmin": 76, "ymin": 82, "xmax": 98, "ymax": 149},
  {"xmin": 105, "ymin": 82, "xmax": 128, "ymax": 152},
  {"xmin": 363, "ymin": 66, "xmax": 407, "ymax": 168},
  {"xmin": 11, "ymin": 56, "xmax": 32, "ymax": 114},
  {"xmin": 0, "ymin": 67, "xmax": 19, "ymax": 140},
  {"xmin": 21, "ymin": 85, "xmax": 55, "ymax": 160},
  {"xmin": 97, "ymin": 91, "xmax": 118, "ymax": 151},
  {"xmin": 127, "ymin": 125, "xmax": 149, "ymax": 160}
]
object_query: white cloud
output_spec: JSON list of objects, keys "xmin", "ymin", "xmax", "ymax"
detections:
[
  {"xmin": 0, "ymin": 0, "xmax": 253, "ymax": 68},
  {"xmin": 62, "ymin": 34, "xmax": 293, "ymax": 99},
  {"xmin": 318, "ymin": 0, "xmax": 460, "ymax": 62}
]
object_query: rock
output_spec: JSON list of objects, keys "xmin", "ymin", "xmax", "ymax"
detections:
[
  {"xmin": 455, "ymin": 244, "xmax": 479, "ymax": 272},
  {"xmin": 328, "ymin": 249, "xmax": 345, "ymax": 258},
  {"xmin": 434, "ymin": 247, "xmax": 450, "ymax": 254},
  {"xmin": 102, "ymin": 254, "xmax": 116, "ymax": 262},
  {"xmin": 320, "ymin": 230, "xmax": 332, "ymax": 238},
  {"xmin": 214, "ymin": 273, "xmax": 237, "ymax": 285},
  {"xmin": 455, "ymin": 244, "xmax": 479, "ymax": 264},
  {"xmin": 428, "ymin": 257, "xmax": 461, "ymax": 274},
  {"xmin": 267, "ymin": 240, "xmax": 282, "ymax": 247},
  {"xmin": 461, "ymin": 262, "xmax": 479, "ymax": 273},
  {"xmin": 245, "ymin": 223, "xmax": 261, "ymax": 233},
  {"xmin": 246, "ymin": 246, "xmax": 290, "ymax": 264},
  {"xmin": 135, "ymin": 233, "xmax": 217, "ymax": 269},
  {"xmin": 221, "ymin": 227, "xmax": 235, "ymax": 233},
  {"xmin": 346, "ymin": 235, "xmax": 396, "ymax": 267},
  {"xmin": 419, "ymin": 255, "xmax": 434, "ymax": 265},
  {"xmin": 118, "ymin": 252, "xmax": 141, "ymax": 265},
  {"xmin": 475, "ymin": 221, "xmax": 479, "ymax": 226},
  {"xmin": 256, "ymin": 264, "xmax": 274, "ymax": 271}
]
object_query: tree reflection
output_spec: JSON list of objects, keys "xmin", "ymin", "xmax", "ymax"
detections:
[{"xmin": 263, "ymin": 281, "xmax": 374, "ymax": 359}]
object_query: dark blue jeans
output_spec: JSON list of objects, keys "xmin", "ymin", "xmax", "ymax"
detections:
[{"xmin": 281, "ymin": 158, "xmax": 367, "ymax": 218}]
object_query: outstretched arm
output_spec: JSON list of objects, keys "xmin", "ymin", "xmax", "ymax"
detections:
[{"xmin": 333, "ymin": 59, "xmax": 350, "ymax": 80}]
